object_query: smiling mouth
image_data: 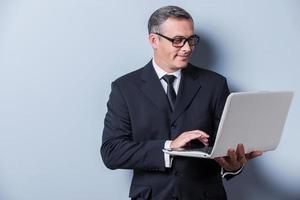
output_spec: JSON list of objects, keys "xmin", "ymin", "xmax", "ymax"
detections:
[{"xmin": 177, "ymin": 55, "xmax": 190, "ymax": 60}]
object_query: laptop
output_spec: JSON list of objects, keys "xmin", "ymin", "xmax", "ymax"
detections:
[{"xmin": 163, "ymin": 91, "xmax": 294, "ymax": 159}]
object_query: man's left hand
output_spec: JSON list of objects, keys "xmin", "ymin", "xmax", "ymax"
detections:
[{"xmin": 214, "ymin": 144, "xmax": 263, "ymax": 172}]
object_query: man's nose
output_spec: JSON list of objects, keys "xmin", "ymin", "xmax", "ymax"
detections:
[{"xmin": 181, "ymin": 41, "xmax": 192, "ymax": 52}]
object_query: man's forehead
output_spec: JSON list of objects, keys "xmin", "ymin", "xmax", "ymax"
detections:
[{"xmin": 160, "ymin": 18, "xmax": 194, "ymax": 36}]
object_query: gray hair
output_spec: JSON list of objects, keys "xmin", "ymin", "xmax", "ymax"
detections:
[{"xmin": 148, "ymin": 6, "xmax": 193, "ymax": 34}]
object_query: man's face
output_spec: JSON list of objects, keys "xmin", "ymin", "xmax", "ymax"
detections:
[{"xmin": 150, "ymin": 17, "xmax": 195, "ymax": 72}]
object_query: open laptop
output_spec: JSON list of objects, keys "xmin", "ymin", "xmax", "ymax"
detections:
[{"xmin": 163, "ymin": 91, "xmax": 294, "ymax": 159}]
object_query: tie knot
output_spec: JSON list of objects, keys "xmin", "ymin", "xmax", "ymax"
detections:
[{"xmin": 162, "ymin": 74, "xmax": 176, "ymax": 85}]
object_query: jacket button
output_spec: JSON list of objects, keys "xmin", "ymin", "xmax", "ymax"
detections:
[{"xmin": 171, "ymin": 124, "xmax": 177, "ymax": 128}]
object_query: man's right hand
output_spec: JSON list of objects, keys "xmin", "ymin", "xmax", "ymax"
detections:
[{"xmin": 170, "ymin": 130, "xmax": 209, "ymax": 149}]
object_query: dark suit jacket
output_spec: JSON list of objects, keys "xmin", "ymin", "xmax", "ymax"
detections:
[{"xmin": 101, "ymin": 61, "xmax": 231, "ymax": 200}]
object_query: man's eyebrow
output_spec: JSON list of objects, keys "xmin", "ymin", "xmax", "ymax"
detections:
[{"xmin": 173, "ymin": 34, "xmax": 195, "ymax": 38}]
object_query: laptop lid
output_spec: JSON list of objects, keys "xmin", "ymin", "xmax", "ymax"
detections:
[{"xmin": 210, "ymin": 91, "xmax": 294, "ymax": 158}]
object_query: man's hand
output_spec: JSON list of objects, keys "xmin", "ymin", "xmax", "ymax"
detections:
[
  {"xmin": 214, "ymin": 144, "xmax": 263, "ymax": 171},
  {"xmin": 170, "ymin": 130, "xmax": 209, "ymax": 149}
]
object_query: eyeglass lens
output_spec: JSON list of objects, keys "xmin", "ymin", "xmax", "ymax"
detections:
[{"xmin": 172, "ymin": 36, "xmax": 199, "ymax": 47}]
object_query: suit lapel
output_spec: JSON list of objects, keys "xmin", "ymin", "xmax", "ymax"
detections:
[
  {"xmin": 139, "ymin": 61, "xmax": 171, "ymax": 115},
  {"xmin": 171, "ymin": 65, "xmax": 202, "ymax": 124}
]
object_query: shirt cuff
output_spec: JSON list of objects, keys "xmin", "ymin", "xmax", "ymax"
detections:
[
  {"xmin": 221, "ymin": 165, "xmax": 244, "ymax": 178},
  {"xmin": 164, "ymin": 140, "xmax": 173, "ymax": 168}
]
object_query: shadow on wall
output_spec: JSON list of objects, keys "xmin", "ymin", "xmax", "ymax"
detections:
[
  {"xmin": 190, "ymin": 32, "xmax": 220, "ymax": 73},
  {"xmin": 190, "ymin": 32, "xmax": 300, "ymax": 200},
  {"xmin": 190, "ymin": 31, "xmax": 240, "ymax": 92},
  {"xmin": 225, "ymin": 160, "xmax": 300, "ymax": 200}
]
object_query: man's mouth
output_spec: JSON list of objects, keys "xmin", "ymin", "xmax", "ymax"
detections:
[{"xmin": 176, "ymin": 55, "xmax": 190, "ymax": 60}]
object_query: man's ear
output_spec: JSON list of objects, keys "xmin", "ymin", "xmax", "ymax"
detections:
[{"xmin": 148, "ymin": 33, "xmax": 159, "ymax": 50}]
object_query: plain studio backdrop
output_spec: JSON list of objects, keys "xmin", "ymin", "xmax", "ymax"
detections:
[{"xmin": 0, "ymin": 0, "xmax": 299, "ymax": 200}]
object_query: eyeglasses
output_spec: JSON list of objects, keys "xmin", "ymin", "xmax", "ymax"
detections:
[{"xmin": 153, "ymin": 32, "xmax": 200, "ymax": 48}]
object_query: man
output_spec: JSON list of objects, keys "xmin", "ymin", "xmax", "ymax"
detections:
[{"xmin": 101, "ymin": 6, "xmax": 262, "ymax": 200}]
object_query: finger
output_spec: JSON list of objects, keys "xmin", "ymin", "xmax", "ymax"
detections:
[
  {"xmin": 253, "ymin": 151, "xmax": 263, "ymax": 157},
  {"xmin": 199, "ymin": 136, "xmax": 210, "ymax": 140},
  {"xmin": 237, "ymin": 144, "xmax": 245, "ymax": 156},
  {"xmin": 228, "ymin": 148, "xmax": 237, "ymax": 163},
  {"xmin": 183, "ymin": 133, "xmax": 204, "ymax": 141},
  {"xmin": 236, "ymin": 144, "xmax": 247, "ymax": 164},
  {"xmin": 185, "ymin": 132, "xmax": 209, "ymax": 142},
  {"xmin": 195, "ymin": 136, "xmax": 209, "ymax": 146},
  {"xmin": 182, "ymin": 131, "xmax": 202, "ymax": 138},
  {"xmin": 195, "ymin": 130, "xmax": 210, "ymax": 138},
  {"xmin": 199, "ymin": 140, "xmax": 208, "ymax": 146},
  {"xmin": 189, "ymin": 130, "xmax": 207, "ymax": 138},
  {"xmin": 200, "ymin": 138, "xmax": 209, "ymax": 143},
  {"xmin": 245, "ymin": 151, "xmax": 262, "ymax": 160},
  {"xmin": 179, "ymin": 133, "xmax": 206, "ymax": 147},
  {"xmin": 199, "ymin": 137, "xmax": 209, "ymax": 146},
  {"xmin": 183, "ymin": 132, "xmax": 209, "ymax": 146},
  {"xmin": 176, "ymin": 131, "xmax": 210, "ymax": 148},
  {"xmin": 246, "ymin": 151, "xmax": 263, "ymax": 160},
  {"xmin": 214, "ymin": 157, "xmax": 229, "ymax": 169},
  {"xmin": 197, "ymin": 137, "xmax": 208, "ymax": 142}
]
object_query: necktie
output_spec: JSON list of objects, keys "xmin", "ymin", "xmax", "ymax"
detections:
[{"xmin": 162, "ymin": 74, "xmax": 176, "ymax": 112}]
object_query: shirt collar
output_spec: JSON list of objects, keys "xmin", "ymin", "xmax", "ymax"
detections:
[{"xmin": 152, "ymin": 59, "xmax": 181, "ymax": 80}]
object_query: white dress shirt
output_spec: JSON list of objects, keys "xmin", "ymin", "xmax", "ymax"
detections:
[{"xmin": 152, "ymin": 60, "xmax": 181, "ymax": 95}]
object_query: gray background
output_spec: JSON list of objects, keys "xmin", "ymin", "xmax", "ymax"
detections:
[{"xmin": 0, "ymin": 0, "xmax": 299, "ymax": 199}]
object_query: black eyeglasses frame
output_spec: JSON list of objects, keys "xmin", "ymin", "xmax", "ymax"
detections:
[{"xmin": 153, "ymin": 32, "xmax": 200, "ymax": 48}]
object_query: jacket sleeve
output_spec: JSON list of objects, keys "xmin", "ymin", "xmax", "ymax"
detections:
[
  {"xmin": 213, "ymin": 78, "xmax": 230, "ymax": 134},
  {"xmin": 100, "ymin": 81, "xmax": 166, "ymax": 171}
]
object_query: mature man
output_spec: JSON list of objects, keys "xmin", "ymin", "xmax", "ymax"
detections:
[{"xmin": 101, "ymin": 6, "xmax": 261, "ymax": 200}]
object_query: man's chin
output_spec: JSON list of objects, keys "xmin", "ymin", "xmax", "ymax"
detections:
[{"xmin": 175, "ymin": 61, "xmax": 189, "ymax": 69}]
